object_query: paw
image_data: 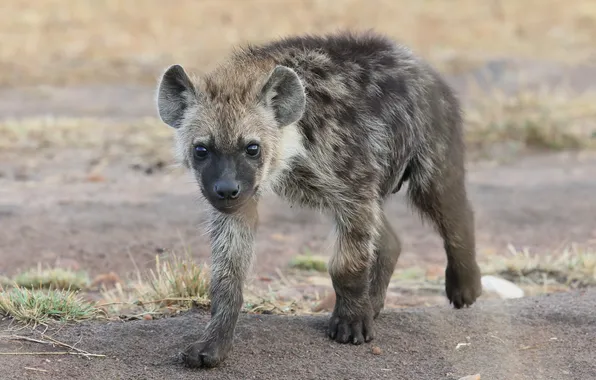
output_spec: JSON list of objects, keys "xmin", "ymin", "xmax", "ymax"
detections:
[
  {"xmin": 445, "ymin": 262, "xmax": 482, "ymax": 309},
  {"xmin": 181, "ymin": 338, "xmax": 230, "ymax": 369},
  {"xmin": 328, "ymin": 299, "xmax": 375, "ymax": 344}
]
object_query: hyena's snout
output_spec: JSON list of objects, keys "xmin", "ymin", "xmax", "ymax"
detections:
[
  {"xmin": 201, "ymin": 166, "xmax": 258, "ymax": 213},
  {"xmin": 198, "ymin": 151, "xmax": 260, "ymax": 213},
  {"xmin": 204, "ymin": 176, "xmax": 249, "ymax": 213},
  {"xmin": 213, "ymin": 179, "xmax": 241, "ymax": 200}
]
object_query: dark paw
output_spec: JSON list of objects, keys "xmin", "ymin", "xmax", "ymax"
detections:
[
  {"xmin": 445, "ymin": 262, "xmax": 482, "ymax": 309},
  {"xmin": 181, "ymin": 339, "xmax": 229, "ymax": 369},
  {"xmin": 328, "ymin": 301, "xmax": 375, "ymax": 344}
]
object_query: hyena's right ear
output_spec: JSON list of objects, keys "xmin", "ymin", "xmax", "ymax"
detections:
[
  {"xmin": 156, "ymin": 64, "xmax": 198, "ymax": 129},
  {"xmin": 259, "ymin": 65, "xmax": 306, "ymax": 127}
]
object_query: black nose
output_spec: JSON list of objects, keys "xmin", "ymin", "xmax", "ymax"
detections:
[{"xmin": 214, "ymin": 180, "xmax": 240, "ymax": 200}]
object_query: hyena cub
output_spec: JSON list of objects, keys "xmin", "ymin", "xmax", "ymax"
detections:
[{"xmin": 156, "ymin": 31, "xmax": 482, "ymax": 368}]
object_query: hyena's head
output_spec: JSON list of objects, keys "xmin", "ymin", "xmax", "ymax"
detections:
[{"xmin": 156, "ymin": 62, "xmax": 306, "ymax": 214}]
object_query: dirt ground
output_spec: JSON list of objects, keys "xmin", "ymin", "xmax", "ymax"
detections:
[{"xmin": 1, "ymin": 289, "xmax": 595, "ymax": 380}]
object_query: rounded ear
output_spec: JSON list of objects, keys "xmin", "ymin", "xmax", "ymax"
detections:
[
  {"xmin": 258, "ymin": 65, "xmax": 306, "ymax": 127},
  {"xmin": 156, "ymin": 64, "xmax": 197, "ymax": 129}
]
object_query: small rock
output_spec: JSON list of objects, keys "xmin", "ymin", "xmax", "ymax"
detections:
[
  {"xmin": 14, "ymin": 168, "xmax": 30, "ymax": 181},
  {"xmin": 312, "ymin": 291, "xmax": 336, "ymax": 312},
  {"xmin": 481, "ymin": 275, "xmax": 524, "ymax": 299},
  {"xmin": 371, "ymin": 346, "xmax": 382, "ymax": 355},
  {"xmin": 90, "ymin": 272, "xmax": 122, "ymax": 289},
  {"xmin": 458, "ymin": 374, "xmax": 481, "ymax": 380},
  {"xmin": 86, "ymin": 173, "xmax": 106, "ymax": 183},
  {"xmin": 143, "ymin": 314, "xmax": 153, "ymax": 321},
  {"xmin": 275, "ymin": 287, "xmax": 303, "ymax": 301},
  {"xmin": 270, "ymin": 233, "xmax": 291, "ymax": 242}
]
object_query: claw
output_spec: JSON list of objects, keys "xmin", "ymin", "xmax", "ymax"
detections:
[
  {"xmin": 445, "ymin": 263, "xmax": 482, "ymax": 309},
  {"xmin": 327, "ymin": 303, "xmax": 375, "ymax": 345}
]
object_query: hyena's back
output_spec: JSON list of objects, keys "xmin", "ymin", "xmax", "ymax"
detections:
[{"xmin": 205, "ymin": 31, "xmax": 463, "ymax": 206}]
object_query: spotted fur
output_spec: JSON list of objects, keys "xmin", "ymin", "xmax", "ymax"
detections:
[{"xmin": 156, "ymin": 30, "xmax": 482, "ymax": 369}]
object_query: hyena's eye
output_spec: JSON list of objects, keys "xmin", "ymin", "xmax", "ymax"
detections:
[
  {"xmin": 245, "ymin": 143, "xmax": 260, "ymax": 157},
  {"xmin": 193, "ymin": 145, "xmax": 209, "ymax": 159}
]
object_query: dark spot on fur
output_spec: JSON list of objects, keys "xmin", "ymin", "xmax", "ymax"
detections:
[
  {"xmin": 311, "ymin": 66, "xmax": 329, "ymax": 80},
  {"xmin": 292, "ymin": 164, "xmax": 324, "ymax": 195},
  {"xmin": 338, "ymin": 105, "xmax": 358, "ymax": 126},
  {"xmin": 379, "ymin": 76, "xmax": 407, "ymax": 98},
  {"xmin": 357, "ymin": 66, "xmax": 372, "ymax": 91},
  {"xmin": 377, "ymin": 54, "xmax": 396, "ymax": 68},
  {"xmin": 303, "ymin": 126, "xmax": 317, "ymax": 145},
  {"xmin": 393, "ymin": 164, "xmax": 411, "ymax": 193},
  {"xmin": 404, "ymin": 99, "xmax": 416, "ymax": 120},
  {"xmin": 315, "ymin": 91, "xmax": 334, "ymax": 106}
]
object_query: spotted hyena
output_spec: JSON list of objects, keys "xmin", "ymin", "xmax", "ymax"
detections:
[{"xmin": 155, "ymin": 30, "xmax": 482, "ymax": 369}]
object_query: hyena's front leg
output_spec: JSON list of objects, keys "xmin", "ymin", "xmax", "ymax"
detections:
[
  {"xmin": 183, "ymin": 204, "xmax": 258, "ymax": 368},
  {"xmin": 328, "ymin": 205, "xmax": 380, "ymax": 345}
]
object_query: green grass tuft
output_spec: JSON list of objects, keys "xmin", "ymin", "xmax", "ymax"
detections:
[
  {"xmin": 0, "ymin": 286, "xmax": 99, "ymax": 325},
  {"xmin": 0, "ymin": 275, "xmax": 11, "ymax": 287},
  {"xmin": 13, "ymin": 265, "xmax": 90, "ymax": 291},
  {"xmin": 289, "ymin": 251, "xmax": 328, "ymax": 273}
]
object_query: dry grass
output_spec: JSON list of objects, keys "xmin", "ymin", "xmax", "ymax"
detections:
[
  {"xmin": 98, "ymin": 252, "xmax": 310, "ymax": 317},
  {"xmin": 98, "ymin": 253, "xmax": 210, "ymax": 317},
  {"xmin": 0, "ymin": 286, "xmax": 99, "ymax": 326},
  {"xmin": 0, "ymin": 253, "xmax": 308, "ymax": 322},
  {"xmin": 0, "ymin": 116, "xmax": 169, "ymax": 153},
  {"xmin": 2, "ymin": 244, "xmax": 595, "ymax": 323},
  {"xmin": 0, "ymin": 116, "xmax": 178, "ymax": 171},
  {"xmin": 465, "ymin": 87, "xmax": 596, "ymax": 153},
  {"xmin": 480, "ymin": 244, "xmax": 596, "ymax": 295},
  {"xmin": 141, "ymin": 254, "xmax": 210, "ymax": 308},
  {"xmin": 2, "ymin": 0, "xmax": 596, "ymax": 87}
]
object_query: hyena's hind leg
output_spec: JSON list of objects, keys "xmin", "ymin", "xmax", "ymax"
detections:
[
  {"xmin": 406, "ymin": 157, "xmax": 482, "ymax": 308},
  {"xmin": 368, "ymin": 212, "xmax": 402, "ymax": 318}
]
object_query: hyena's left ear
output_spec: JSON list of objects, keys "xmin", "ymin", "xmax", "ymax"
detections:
[
  {"xmin": 259, "ymin": 65, "xmax": 306, "ymax": 127},
  {"xmin": 156, "ymin": 64, "xmax": 198, "ymax": 129}
]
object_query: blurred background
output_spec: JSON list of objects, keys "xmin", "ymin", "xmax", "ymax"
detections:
[
  {"xmin": 1, "ymin": 0, "xmax": 596, "ymax": 86},
  {"xmin": 1, "ymin": 0, "xmax": 596, "ymax": 316}
]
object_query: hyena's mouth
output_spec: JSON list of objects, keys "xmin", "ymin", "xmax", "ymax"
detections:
[
  {"xmin": 208, "ymin": 189, "xmax": 257, "ymax": 214},
  {"xmin": 214, "ymin": 202, "xmax": 240, "ymax": 213}
]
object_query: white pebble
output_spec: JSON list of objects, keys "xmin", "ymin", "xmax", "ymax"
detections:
[{"xmin": 481, "ymin": 275, "xmax": 525, "ymax": 299}]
